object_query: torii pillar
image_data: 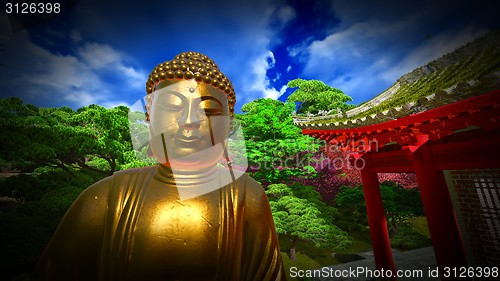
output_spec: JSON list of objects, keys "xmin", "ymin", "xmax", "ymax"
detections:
[
  {"xmin": 358, "ymin": 153, "xmax": 396, "ymax": 277},
  {"xmin": 409, "ymin": 138, "xmax": 467, "ymax": 277}
]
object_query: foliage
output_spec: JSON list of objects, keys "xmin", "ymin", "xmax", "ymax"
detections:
[
  {"xmin": 73, "ymin": 104, "xmax": 134, "ymax": 173},
  {"xmin": 390, "ymin": 224, "xmax": 432, "ymax": 250},
  {"xmin": 244, "ymin": 139, "xmax": 319, "ymax": 185},
  {"xmin": 322, "ymin": 146, "xmax": 417, "ymax": 187},
  {"xmin": 239, "ymin": 98, "xmax": 302, "ymax": 140},
  {"xmin": 410, "ymin": 216, "xmax": 431, "ymax": 238},
  {"xmin": 334, "ymin": 185, "xmax": 366, "ymax": 213},
  {"xmin": 287, "ymin": 78, "xmax": 355, "ymax": 114},
  {"xmin": 266, "ymin": 183, "xmax": 352, "ymax": 261},
  {"xmin": 0, "ymin": 168, "xmax": 103, "ymax": 204},
  {"xmin": 290, "ymin": 146, "xmax": 417, "ymax": 204},
  {"xmin": 335, "ymin": 181, "xmax": 425, "ymax": 237},
  {"xmin": 0, "ymin": 98, "xmax": 138, "ymax": 176},
  {"xmin": 1, "ymin": 97, "xmax": 84, "ymax": 174},
  {"xmin": 0, "ymin": 167, "xmax": 106, "ymax": 279},
  {"xmin": 378, "ymin": 172, "xmax": 418, "ymax": 189},
  {"xmin": 237, "ymin": 98, "xmax": 320, "ymax": 185},
  {"xmin": 17, "ymin": 185, "xmax": 84, "ymax": 218}
]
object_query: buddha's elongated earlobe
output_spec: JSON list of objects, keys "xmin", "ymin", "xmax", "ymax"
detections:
[{"xmin": 146, "ymin": 145, "xmax": 154, "ymax": 158}]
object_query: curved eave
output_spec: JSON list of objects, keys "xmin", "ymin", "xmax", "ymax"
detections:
[{"xmin": 303, "ymin": 89, "xmax": 500, "ymax": 150}]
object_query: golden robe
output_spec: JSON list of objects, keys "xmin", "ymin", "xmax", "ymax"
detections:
[{"xmin": 35, "ymin": 166, "xmax": 286, "ymax": 280}]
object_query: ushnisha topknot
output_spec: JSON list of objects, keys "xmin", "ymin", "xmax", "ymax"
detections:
[{"xmin": 145, "ymin": 51, "xmax": 236, "ymax": 121}]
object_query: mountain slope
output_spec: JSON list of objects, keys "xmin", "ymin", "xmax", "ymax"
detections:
[{"xmin": 295, "ymin": 29, "xmax": 500, "ymax": 127}]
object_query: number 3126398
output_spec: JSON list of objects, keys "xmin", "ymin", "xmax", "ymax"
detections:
[{"xmin": 5, "ymin": 2, "xmax": 61, "ymax": 14}]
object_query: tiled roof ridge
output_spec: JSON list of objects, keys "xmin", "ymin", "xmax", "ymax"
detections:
[
  {"xmin": 302, "ymin": 89, "xmax": 500, "ymax": 145},
  {"xmin": 294, "ymin": 73, "xmax": 499, "ymax": 130}
]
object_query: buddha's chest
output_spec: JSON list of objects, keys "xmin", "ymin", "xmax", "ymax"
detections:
[{"xmin": 127, "ymin": 190, "xmax": 221, "ymax": 280}]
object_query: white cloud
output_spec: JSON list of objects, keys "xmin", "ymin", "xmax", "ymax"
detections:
[
  {"xmin": 314, "ymin": 24, "xmax": 488, "ymax": 103},
  {"xmin": 78, "ymin": 43, "xmax": 122, "ymax": 69},
  {"xmin": 277, "ymin": 85, "xmax": 288, "ymax": 99},
  {"xmin": 303, "ymin": 20, "xmax": 408, "ymax": 75},
  {"xmin": 247, "ymin": 50, "xmax": 281, "ymax": 100},
  {"xmin": 76, "ymin": 42, "xmax": 146, "ymax": 89},
  {"xmin": 26, "ymin": 43, "xmax": 99, "ymax": 90},
  {"xmin": 63, "ymin": 90, "xmax": 100, "ymax": 105},
  {"xmin": 207, "ymin": 2, "xmax": 295, "ymax": 106},
  {"xmin": 101, "ymin": 100, "xmax": 133, "ymax": 109},
  {"xmin": 293, "ymin": 0, "xmax": 491, "ymax": 103},
  {"xmin": 286, "ymin": 65, "xmax": 292, "ymax": 72},
  {"xmin": 298, "ymin": 20, "xmax": 409, "ymax": 101},
  {"xmin": 1, "ymin": 24, "xmax": 146, "ymax": 108},
  {"xmin": 1, "ymin": 1, "xmax": 297, "ymax": 112},
  {"xmin": 118, "ymin": 65, "xmax": 145, "ymax": 89}
]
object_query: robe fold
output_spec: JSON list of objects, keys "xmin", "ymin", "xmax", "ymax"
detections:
[{"xmin": 35, "ymin": 166, "xmax": 286, "ymax": 281}]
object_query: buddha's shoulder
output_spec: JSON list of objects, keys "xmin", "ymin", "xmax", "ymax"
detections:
[
  {"xmin": 113, "ymin": 166, "xmax": 158, "ymax": 178},
  {"xmin": 78, "ymin": 166, "xmax": 157, "ymax": 200},
  {"xmin": 227, "ymin": 171, "xmax": 267, "ymax": 202},
  {"xmin": 229, "ymin": 173, "xmax": 274, "ymax": 220},
  {"xmin": 241, "ymin": 173, "xmax": 265, "ymax": 194}
]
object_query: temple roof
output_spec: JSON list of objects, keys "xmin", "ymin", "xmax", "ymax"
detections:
[{"xmin": 302, "ymin": 89, "xmax": 500, "ymax": 151}]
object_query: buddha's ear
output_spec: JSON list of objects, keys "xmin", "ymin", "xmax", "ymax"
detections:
[
  {"xmin": 147, "ymin": 145, "xmax": 155, "ymax": 158},
  {"xmin": 228, "ymin": 116, "xmax": 235, "ymax": 137}
]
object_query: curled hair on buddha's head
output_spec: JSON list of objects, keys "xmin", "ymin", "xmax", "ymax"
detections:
[{"xmin": 144, "ymin": 51, "xmax": 236, "ymax": 122}]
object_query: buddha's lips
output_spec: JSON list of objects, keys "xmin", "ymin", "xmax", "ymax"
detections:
[
  {"xmin": 175, "ymin": 135, "xmax": 202, "ymax": 147},
  {"xmin": 178, "ymin": 136, "xmax": 201, "ymax": 142}
]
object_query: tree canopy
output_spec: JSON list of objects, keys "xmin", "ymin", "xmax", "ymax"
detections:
[
  {"xmin": 286, "ymin": 78, "xmax": 355, "ymax": 114},
  {"xmin": 266, "ymin": 183, "xmax": 352, "ymax": 261},
  {"xmin": 239, "ymin": 98, "xmax": 301, "ymax": 140},
  {"xmin": 335, "ymin": 182, "xmax": 424, "ymax": 237},
  {"xmin": 236, "ymin": 98, "xmax": 320, "ymax": 184},
  {"xmin": 0, "ymin": 97, "xmax": 135, "ymax": 176}
]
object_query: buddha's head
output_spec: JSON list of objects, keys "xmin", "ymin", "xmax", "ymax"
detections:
[{"xmin": 144, "ymin": 52, "xmax": 236, "ymax": 170}]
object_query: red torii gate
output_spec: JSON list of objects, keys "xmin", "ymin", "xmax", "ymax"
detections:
[{"xmin": 303, "ymin": 90, "xmax": 500, "ymax": 278}]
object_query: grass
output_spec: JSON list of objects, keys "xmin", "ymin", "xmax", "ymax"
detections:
[
  {"xmin": 278, "ymin": 227, "xmax": 372, "ymax": 280},
  {"xmin": 278, "ymin": 215, "xmax": 432, "ymax": 280},
  {"xmin": 336, "ymin": 229, "xmax": 372, "ymax": 254},
  {"xmin": 282, "ymin": 251, "xmax": 322, "ymax": 281},
  {"xmin": 410, "ymin": 216, "xmax": 431, "ymax": 238},
  {"xmin": 390, "ymin": 217, "xmax": 432, "ymax": 250}
]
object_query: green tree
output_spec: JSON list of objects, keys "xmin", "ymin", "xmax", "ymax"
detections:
[
  {"xmin": 72, "ymin": 104, "xmax": 134, "ymax": 174},
  {"xmin": 236, "ymin": 98, "xmax": 320, "ymax": 184},
  {"xmin": 0, "ymin": 97, "xmax": 90, "ymax": 174},
  {"xmin": 335, "ymin": 182, "xmax": 425, "ymax": 237},
  {"xmin": 239, "ymin": 98, "xmax": 301, "ymax": 140},
  {"xmin": 287, "ymin": 78, "xmax": 355, "ymax": 114},
  {"xmin": 266, "ymin": 183, "xmax": 352, "ymax": 261},
  {"xmin": 0, "ymin": 98, "xmax": 135, "ymax": 176}
]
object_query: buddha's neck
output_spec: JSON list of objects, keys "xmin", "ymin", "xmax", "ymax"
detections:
[{"xmin": 154, "ymin": 163, "xmax": 218, "ymax": 187}]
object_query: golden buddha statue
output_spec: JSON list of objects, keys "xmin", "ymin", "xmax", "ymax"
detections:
[{"xmin": 35, "ymin": 52, "xmax": 286, "ymax": 280}]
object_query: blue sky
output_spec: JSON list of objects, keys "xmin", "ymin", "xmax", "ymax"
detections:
[{"xmin": 0, "ymin": 0, "xmax": 498, "ymax": 113}]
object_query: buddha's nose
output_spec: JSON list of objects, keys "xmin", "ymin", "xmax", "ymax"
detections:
[{"xmin": 179, "ymin": 105, "xmax": 201, "ymax": 131}]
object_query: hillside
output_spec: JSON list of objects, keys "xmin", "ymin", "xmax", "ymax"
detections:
[{"xmin": 294, "ymin": 29, "xmax": 500, "ymax": 127}]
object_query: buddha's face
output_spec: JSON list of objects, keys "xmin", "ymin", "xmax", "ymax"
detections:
[{"xmin": 148, "ymin": 79, "xmax": 230, "ymax": 170}]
